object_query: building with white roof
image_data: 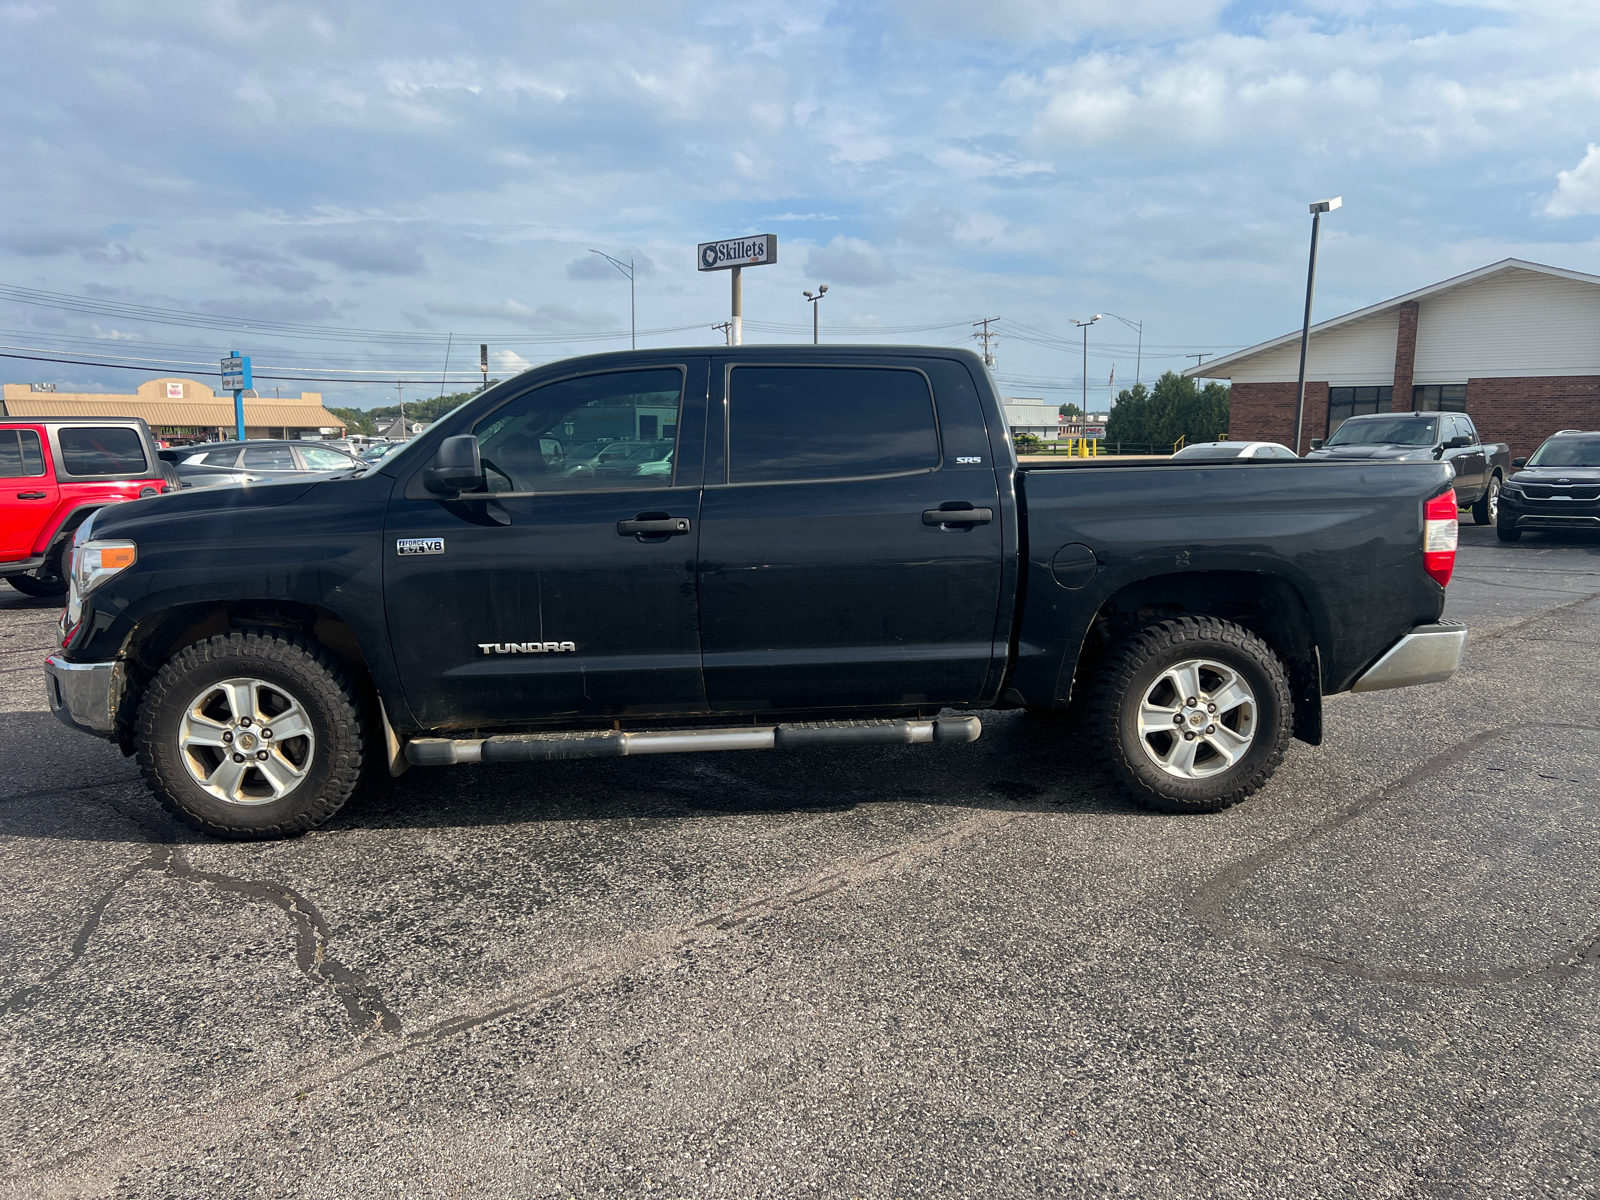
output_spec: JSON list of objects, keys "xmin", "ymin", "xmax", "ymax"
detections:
[{"xmin": 1185, "ymin": 259, "xmax": 1600, "ymax": 458}]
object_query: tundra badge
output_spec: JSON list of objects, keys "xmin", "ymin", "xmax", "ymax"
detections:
[
  {"xmin": 397, "ymin": 538, "xmax": 445, "ymax": 555},
  {"xmin": 479, "ymin": 642, "xmax": 577, "ymax": 654}
]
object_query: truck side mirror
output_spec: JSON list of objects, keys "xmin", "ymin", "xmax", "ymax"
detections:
[
  {"xmin": 424, "ymin": 435, "xmax": 486, "ymax": 494},
  {"xmin": 1309, "ymin": 438, "xmax": 1323, "ymax": 451},
  {"xmin": 1511, "ymin": 457, "xmax": 1526, "ymax": 469},
  {"xmin": 1444, "ymin": 435, "xmax": 1472, "ymax": 448}
]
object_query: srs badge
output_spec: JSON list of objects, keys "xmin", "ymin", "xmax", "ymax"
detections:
[{"xmin": 397, "ymin": 538, "xmax": 444, "ymax": 556}]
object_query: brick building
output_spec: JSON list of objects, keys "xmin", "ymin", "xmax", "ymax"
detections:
[
  {"xmin": 0, "ymin": 377, "xmax": 346, "ymax": 442},
  {"xmin": 1187, "ymin": 259, "xmax": 1600, "ymax": 458}
]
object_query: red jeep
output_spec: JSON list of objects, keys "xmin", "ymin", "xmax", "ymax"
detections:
[{"xmin": 0, "ymin": 416, "xmax": 172, "ymax": 597}]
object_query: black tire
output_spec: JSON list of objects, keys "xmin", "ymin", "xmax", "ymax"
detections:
[
  {"xmin": 1471, "ymin": 475, "xmax": 1501, "ymax": 525},
  {"xmin": 1496, "ymin": 522, "xmax": 1522, "ymax": 542},
  {"xmin": 1090, "ymin": 616, "xmax": 1291, "ymax": 814},
  {"xmin": 137, "ymin": 631, "xmax": 366, "ymax": 839},
  {"xmin": 6, "ymin": 570, "xmax": 68, "ymax": 597}
]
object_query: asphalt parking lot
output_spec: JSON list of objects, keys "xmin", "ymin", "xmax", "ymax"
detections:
[{"xmin": 2, "ymin": 524, "xmax": 1597, "ymax": 1200}]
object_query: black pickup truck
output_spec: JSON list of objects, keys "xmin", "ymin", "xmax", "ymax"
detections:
[
  {"xmin": 1305, "ymin": 409, "xmax": 1512, "ymax": 525},
  {"xmin": 45, "ymin": 347, "xmax": 1467, "ymax": 839}
]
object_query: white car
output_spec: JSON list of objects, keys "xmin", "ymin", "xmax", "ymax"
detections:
[{"xmin": 1170, "ymin": 440, "xmax": 1298, "ymax": 461}]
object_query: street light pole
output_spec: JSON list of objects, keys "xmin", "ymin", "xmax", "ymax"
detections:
[
  {"xmin": 802, "ymin": 284, "xmax": 828, "ymax": 343},
  {"xmin": 1105, "ymin": 313, "xmax": 1142, "ymax": 388},
  {"xmin": 1294, "ymin": 197, "xmax": 1341, "ymax": 455},
  {"xmin": 1071, "ymin": 315, "xmax": 1101, "ymax": 415},
  {"xmin": 589, "ymin": 250, "xmax": 637, "ymax": 349}
]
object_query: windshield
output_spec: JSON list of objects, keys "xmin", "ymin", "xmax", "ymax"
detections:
[
  {"xmin": 1528, "ymin": 436, "xmax": 1600, "ymax": 467},
  {"xmin": 1326, "ymin": 416, "xmax": 1438, "ymax": 446}
]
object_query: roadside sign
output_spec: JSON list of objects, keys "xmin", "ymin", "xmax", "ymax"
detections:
[
  {"xmin": 220, "ymin": 354, "xmax": 252, "ymax": 391},
  {"xmin": 1084, "ymin": 425, "xmax": 1106, "ymax": 438},
  {"xmin": 697, "ymin": 235, "xmax": 777, "ymax": 271}
]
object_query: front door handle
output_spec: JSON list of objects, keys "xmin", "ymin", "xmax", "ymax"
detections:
[
  {"xmin": 617, "ymin": 515, "xmax": 691, "ymax": 537},
  {"xmin": 923, "ymin": 506, "xmax": 993, "ymax": 527},
  {"xmin": 16, "ymin": 492, "xmax": 47, "ymax": 500}
]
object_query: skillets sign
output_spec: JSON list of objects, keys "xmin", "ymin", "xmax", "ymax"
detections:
[{"xmin": 697, "ymin": 235, "xmax": 777, "ymax": 271}]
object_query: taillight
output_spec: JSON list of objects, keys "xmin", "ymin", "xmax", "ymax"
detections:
[{"xmin": 1423, "ymin": 490, "xmax": 1459, "ymax": 587}]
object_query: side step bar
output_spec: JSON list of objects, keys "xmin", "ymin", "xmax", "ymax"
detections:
[{"xmin": 405, "ymin": 716, "xmax": 982, "ymax": 767}]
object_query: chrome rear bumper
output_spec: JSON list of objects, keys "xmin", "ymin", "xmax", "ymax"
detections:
[
  {"xmin": 43, "ymin": 655, "xmax": 117, "ymax": 737},
  {"xmin": 1349, "ymin": 621, "xmax": 1467, "ymax": 693}
]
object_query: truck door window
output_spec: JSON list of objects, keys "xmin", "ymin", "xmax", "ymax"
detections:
[
  {"xmin": 57, "ymin": 426, "xmax": 148, "ymax": 476},
  {"xmin": 727, "ymin": 366, "xmax": 939, "ymax": 484},
  {"xmin": 0, "ymin": 429, "xmax": 46, "ymax": 477},
  {"xmin": 474, "ymin": 367, "xmax": 683, "ymax": 493}
]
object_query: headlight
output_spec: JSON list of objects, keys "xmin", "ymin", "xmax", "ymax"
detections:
[{"xmin": 70, "ymin": 539, "xmax": 138, "ymax": 597}]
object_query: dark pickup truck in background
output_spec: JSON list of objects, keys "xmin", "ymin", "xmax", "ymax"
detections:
[
  {"xmin": 1305, "ymin": 409, "xmax": 1512, "ymax": 525},
  {"xmin": 45, "ymin": 347, "xmax": 1467, "ymax": 839}
]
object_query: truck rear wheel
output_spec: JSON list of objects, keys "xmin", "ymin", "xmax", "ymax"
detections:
[
  {"xmin": 1090, "ymin": 616, "xmax": 1291, "ymax": 814},
  {"xmin": 137, "ymin": 631, "xmax": 366, "ymax": 839},
  {"xmin": 7, "ymin": 570, "xmax": 68, "ymax": 597}
]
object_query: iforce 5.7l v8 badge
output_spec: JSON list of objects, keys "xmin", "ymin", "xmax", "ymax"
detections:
[{"xmin": 396, "ymin": 537, "xmax": 445, "ymax": 556}]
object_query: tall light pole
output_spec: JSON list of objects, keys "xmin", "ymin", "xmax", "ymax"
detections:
[
  {"xmin": 1105, "ymin": 313, "xmax": 1142, "ymax": 389},
  {"xmin": 1071, "ymin": 315, "xmax": 1101, "ymax": 415},
  {"xmin": 1293, "ymin": 197, "xmax": 1341, "ymax": 455},
  {"xmin": 802, "ymin": 284, "xmax": 828, "ymax": 343},
  {"xmin": 589, "ymin": 249, "xmax": 636, "ymax": 349}
]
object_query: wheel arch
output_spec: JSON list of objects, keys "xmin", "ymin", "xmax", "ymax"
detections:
[
  {"xmin": 112, "ymin": 599, "xmax": 384, "ymax": 753},
  {"xmin": 1062, "ymin": 569, "xmax": 1324, "ymax": 746}
]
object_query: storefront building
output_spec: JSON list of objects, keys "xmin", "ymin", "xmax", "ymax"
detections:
[
  {"xmin": 1189, "ymin": 259, "xmax": 1600, "ymax": 458},
  {"xmin": 0, "ymin": 377, "xmax": 346, "ymax": 442}
]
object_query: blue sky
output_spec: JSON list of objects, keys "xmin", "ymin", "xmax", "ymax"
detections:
[{"xmin": 3, "ymin": 0, "xmax": 1599, "ymax": 409}]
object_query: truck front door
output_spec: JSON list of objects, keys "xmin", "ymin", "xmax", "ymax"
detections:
[
  {"xmin": 384, "ymin": 361, "xmax": 708, "ymax": 729},
  {"xmin": 695, "ymin": 358, "xmax": 1005, "ymax": 713},
  {"xmin": 0, "ymin": 427, "xmax": 55, "ymax": 562}
]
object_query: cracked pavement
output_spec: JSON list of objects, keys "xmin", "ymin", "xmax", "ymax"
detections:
[{"xmin": 1, "ymin": 523, "xmax": 1597, "ymax": 1199}]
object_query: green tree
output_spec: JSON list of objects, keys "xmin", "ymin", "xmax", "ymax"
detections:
[
  {"xmin": 1105, "ymin": 373, "xmax": 1229, "ymax": 448},
  {"xmin": 327, "ymin": 406, "xmax": 375, "ymax": 436},
  {"xmin": 363, "ymin": 384, "xmax": 501, "ymax": 427},
  {"xmin": 1059, "ymin": 401, "xmax": 1083, "ymax": 419}
]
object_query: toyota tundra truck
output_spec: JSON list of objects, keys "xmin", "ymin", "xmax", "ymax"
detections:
[{"xmin": 44, "ymin": 347, "xmax": 1467, "ymax": 839}]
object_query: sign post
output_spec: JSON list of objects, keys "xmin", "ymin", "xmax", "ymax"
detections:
[
  {"xmin": 697, "ymin": 235, "xmax": 777, "ymax": 346},
  {"xmin": 220, "ymin": 351, "xmax": 252, "ymax": 441}
]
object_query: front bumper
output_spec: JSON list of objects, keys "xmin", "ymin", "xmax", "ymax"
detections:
[
  {"xmin": 0, "ymin": 555, "xmax": 46, "ymax": 577},
  {"xmin": 43, "ymin": 655, "xmax": 117, "ymax": 737},
  {"xmin": 1349, "ymin": 621, "xmax": 1467, "ymax": 693}
]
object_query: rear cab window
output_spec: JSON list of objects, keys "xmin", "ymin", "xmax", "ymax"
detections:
[
  {"xmin": 0, "ymin": 429, "xmax": 47, "ymax": 477},
  {"xmin": 725, "ymin": 366, "xmax": 940, "ymax": 484},
  {"xmin": 55, "ymin": 426, "xmax": 149, "ymax": 477}
]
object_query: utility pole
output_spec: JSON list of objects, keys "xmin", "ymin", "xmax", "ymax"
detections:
[
  {"xmin": 713, "ymin": 321, "xmax": 733, "ymax": 345},
  {"xmin": 1186, "ymin": 352, "xmax": 1211, "ymax": 370},
  {"xmin": 1071, "ymin": 315, "xmax": 1101, "ymax": 417},
  {"xmin": 480, "ymin": 344, "xmax": 488, "ymax": 393},
  {"xmin": 395, "ymin": 383, "xmax": 404, "ymax": 438},
  {"xmin": 973, "ymin": 317, "xmax": 1001, "ymax": 368}
]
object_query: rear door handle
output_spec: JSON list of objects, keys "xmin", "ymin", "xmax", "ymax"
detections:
[
  {"xmin": 16, "ymin": 492, "xmax": 47, "ymax": 500},
  {"xmin": 923, "ymin": 507, "xmax": 993, "ymax": 526},
  {"xmin": 617, "ymin": 516, "xmax": 692, "ymax": 537}
]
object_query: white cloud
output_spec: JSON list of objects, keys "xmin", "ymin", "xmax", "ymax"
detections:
[
  {"xmin": 804, "ymin": 237, "xmax": 905, "ymax": 286},
  {"xmin": 1546, "ymin": 144, "xmax": 1600, "ymax": 216}
]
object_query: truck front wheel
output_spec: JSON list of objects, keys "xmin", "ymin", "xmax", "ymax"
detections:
[
  {"xmin": 1090, "ymin": 616, "xmax": 1291, "ymax": 814},
  {"xmin": 137, "ymin": 631, "xmax": 366, "ymax": 839},
  {"xmin": 1471, "ymin": 475, "xmax": 1501, "ymax": 525}
]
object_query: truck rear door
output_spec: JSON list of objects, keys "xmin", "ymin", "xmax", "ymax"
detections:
[
  {"xmin": 695, "ymin": 357, "xmax": 1005, "ymax": 712},
  {"xmin": 384, "ymin": 359, "xmax": 709, "ymax": 728},
  {"xmin": 0, "ymin": 426, "xmax": 56, "ymax": 561}
]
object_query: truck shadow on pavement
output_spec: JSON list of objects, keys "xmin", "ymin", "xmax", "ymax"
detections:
[{"xmin": 1, "ymin": 709, "xmax": 1148, "ymax": 843}]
